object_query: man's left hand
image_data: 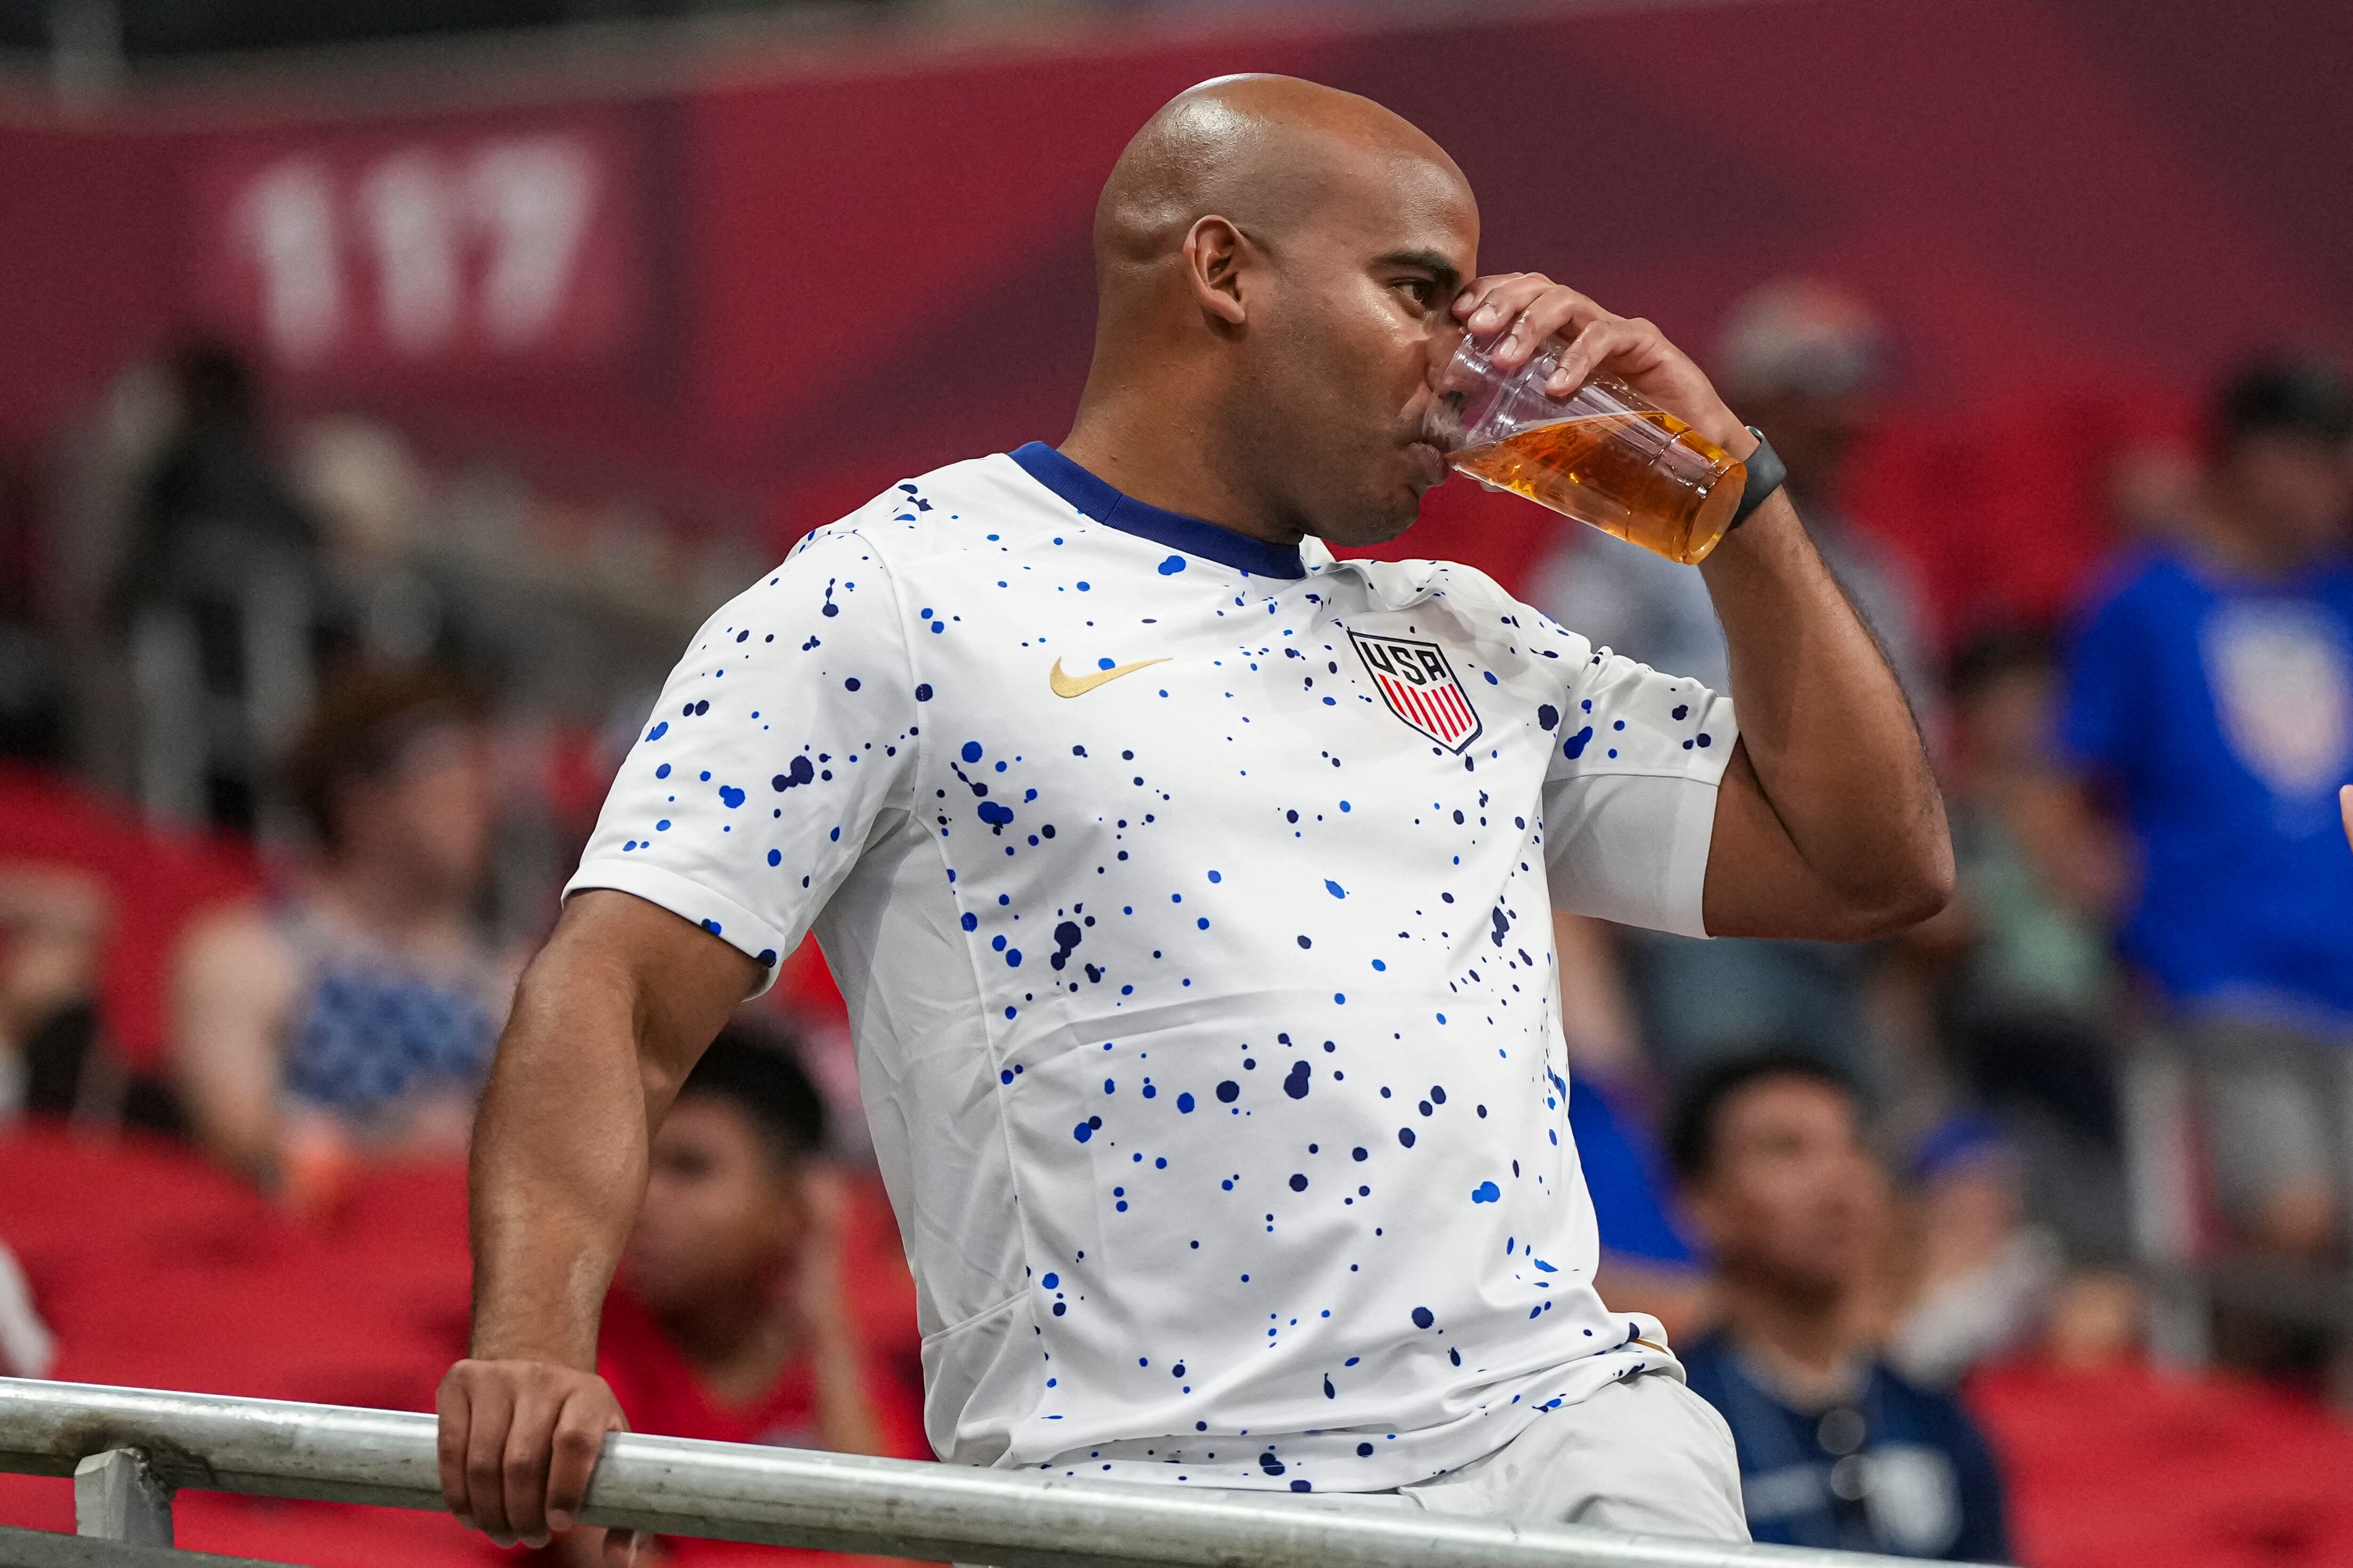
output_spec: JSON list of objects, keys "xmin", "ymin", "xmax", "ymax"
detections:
[{"xmin": 1450, "ymin": 275, "xmax": 1754, "ymax": 457}]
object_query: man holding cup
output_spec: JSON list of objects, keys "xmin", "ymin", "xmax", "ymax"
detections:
[{"xmin": 439, "ymin": 75, "xmax": 1949, "ymax": 1558}]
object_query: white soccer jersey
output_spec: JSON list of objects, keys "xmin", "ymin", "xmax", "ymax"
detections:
[{"xmin": 569, "ymin": 444, "xmax": 1739, "ymax": 1493}]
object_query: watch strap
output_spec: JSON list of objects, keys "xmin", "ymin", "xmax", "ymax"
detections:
[{"xmin": 1728, "ymin": 427, "xmax": 1787, "ymax": 531}]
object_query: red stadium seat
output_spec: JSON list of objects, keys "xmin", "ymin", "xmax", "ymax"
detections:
[{"xmin": 1970, "ymin": 1359, "xmax": 2353, "ymax": 1568}]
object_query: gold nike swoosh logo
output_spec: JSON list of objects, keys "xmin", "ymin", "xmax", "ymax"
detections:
[{"xmin": 1050, "ymin": 657, "xmax": 1170, "ymax": 698}]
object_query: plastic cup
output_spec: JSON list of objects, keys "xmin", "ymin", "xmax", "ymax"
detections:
[{"xmin": 1424, "ymin": 331, "xmax": 1747, "ymax": 565}]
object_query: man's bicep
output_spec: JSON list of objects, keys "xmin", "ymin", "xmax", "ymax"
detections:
[{"xmin": 1698, "ymin": 742, "xmax": 1850, "ymax": 939}]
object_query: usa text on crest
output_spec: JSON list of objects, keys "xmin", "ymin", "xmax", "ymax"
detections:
[{"xmin": 1350, "ymin": 630, "xmax": 1484, "ymax": 752}]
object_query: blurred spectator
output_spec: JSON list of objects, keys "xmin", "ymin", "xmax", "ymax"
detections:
[
  {"xmin": 0, "ymin": 863, "xmax": 110, "ymax": 1124},
  {"xmin": 0, "ymin": 618, "xmax": 67, "ymax": 767},
  {"xmin": 119, "ymin": 342, "xmax": 333, "ymax": 836},
  {"xmin": 1887, "ymin": 1116, "xmax": 2062, "ymax": 1389},
  {"xmin": 169, "ymin": 663, "xmax": 510, "ymax": 1203},
  {"xmin": 129, "ymin": 345, "xmax": 316, "ymax": 578},
  {"xmin": 565, "ymin": 1017, "xmax": 928, "ymax": 1567},
  {"xmin": 0, "ymin": 631, "xmax": 102, "ymax": 1121},
  {"xmin": 1944, "ymin": 630, "xmax": 2125, "ymax": 1029},
  {"xmin": 0, "ymin": 619, "xmax": 169, "ymax": 1130},
  {"xmin": 1673, "ymin": 1054, "xmax": 2011, "ymax": 1561},
  {"xmin": 1531, "ymin": 279, "xmax": 1939, "ymax": 1090},
  {"xmin": 1937, "ymin": 630, "xmax": 2132, "ymax": 1260},
  {"xmin": 2061, "ymin": 355, "xmax": 2353, "ymax": 1257}
]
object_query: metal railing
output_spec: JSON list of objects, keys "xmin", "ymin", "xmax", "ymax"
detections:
[{"xmin": 0, "ymin": 1378, "xmax": 1945, "ymax": 1568}]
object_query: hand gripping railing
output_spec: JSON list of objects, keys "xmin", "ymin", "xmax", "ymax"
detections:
[{"xmin": 0, "ymin": 1379, "xmax": 1951, "ymax": 1568}]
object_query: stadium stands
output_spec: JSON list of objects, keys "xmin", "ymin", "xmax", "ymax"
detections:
[{"xmin": 2, "ymin": 2, "xmax": 2351, "ymax": 1563}]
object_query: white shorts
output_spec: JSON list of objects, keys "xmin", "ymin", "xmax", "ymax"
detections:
[
  {"xmin": 1270, "ymin": 1366, "xmax": 1749, "ymax": 1542},
  {"xmin": 956, "ymin": 1368, "xmax": 1748, "ymax": 1563},
  {"xmin": 1383, "ymin": 1367, "xmax": 1748, "ymax": 1540}
]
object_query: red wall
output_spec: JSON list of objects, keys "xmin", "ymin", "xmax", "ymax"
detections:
[{"xmin": 4, "ymin": 0, "xmax": 2349, "ymax": 627}]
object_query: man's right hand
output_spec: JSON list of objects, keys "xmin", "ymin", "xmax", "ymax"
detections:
[{"xmin": 437, "ymin": 1357, "xmax": 631, "ymax": 1552}]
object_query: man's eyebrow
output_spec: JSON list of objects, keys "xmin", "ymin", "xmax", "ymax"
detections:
[{"xmin": 1375, "ymin": 248, "xmax": 1462, "ymax": 294}]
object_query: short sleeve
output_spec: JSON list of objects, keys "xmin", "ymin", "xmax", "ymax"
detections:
[
  {"xmin": 566, "ymin": 525, "xmax": 921, "ymax": 989},
  {"xmin": 1541, "ymin": 636, "xmax": 1737, "ymax": 937}
]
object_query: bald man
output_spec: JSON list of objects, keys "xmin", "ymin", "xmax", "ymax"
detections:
[{"xmin": 439, "ymin": 77, "xmax": 1950, "ymax": 1558}]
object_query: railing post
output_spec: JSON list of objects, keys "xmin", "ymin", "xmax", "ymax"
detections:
[{"xmin": 74, "ymin": 1448, "xmax": 174, "ymax": 1545}]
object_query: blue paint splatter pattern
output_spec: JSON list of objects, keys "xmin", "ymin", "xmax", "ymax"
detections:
[{"xmin": 566, "ymin": 449, "xmax": 1735, "ymax": 1492}]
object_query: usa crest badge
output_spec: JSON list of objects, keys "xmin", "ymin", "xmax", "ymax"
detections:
[{"xmin": 1350, "ymin": 630, "xmax": 1484, "ymax": 752}]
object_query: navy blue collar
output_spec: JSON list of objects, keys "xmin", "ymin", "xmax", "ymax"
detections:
[{"xmin": 1008, "ymin": 441, "xmax": 1307, "ymax": 580}]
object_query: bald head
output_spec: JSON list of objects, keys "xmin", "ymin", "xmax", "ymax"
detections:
[
  {"xmin": 1062, "ymin": 77, "xmax": 1479, "ymax": 548},
  {"xmin": 1094, "ymin": 75, "xmax": 1468, "ymax": 284}
]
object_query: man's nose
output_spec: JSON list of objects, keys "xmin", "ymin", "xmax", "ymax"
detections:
[{"xmin": 1422, "ymin": 320, "xmax": 1467, "ymax": 381}]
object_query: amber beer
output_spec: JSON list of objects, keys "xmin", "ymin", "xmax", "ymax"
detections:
[
  {"xmin": 1425, "ymin": 333, "xmax": 1748, "ymax": 566},
  {"xmin": 1448, "ymin": 410, "xmax": 1744, "ymax": 566}
]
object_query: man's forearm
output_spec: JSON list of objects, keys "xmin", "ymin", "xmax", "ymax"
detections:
[
  {"xmin": 1698, "ymin": 489, "xmax": 1951, "ymax": 927},
  {"xmin": 442, "ymin": 893, "xmax": 758, "ymax": 1550},
  {"xmin": 468, "ymin": 949, "xmax": 658, "ymax": 1366},
  {"xmin": 466, "ymin": 892, "xmax": 759, "ymax": 1368}
]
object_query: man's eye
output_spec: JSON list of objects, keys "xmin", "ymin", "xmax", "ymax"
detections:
[{"xmin": 1397, "ymin": 279, "xmax": 1435, "ymax": 305}]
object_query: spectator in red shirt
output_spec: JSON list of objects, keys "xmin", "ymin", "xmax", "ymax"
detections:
[{"xmin": 565, "ymin": 1016, "xmax": 927, "ymax": 1567}]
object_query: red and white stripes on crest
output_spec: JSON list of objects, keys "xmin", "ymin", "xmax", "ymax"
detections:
[
  {"xmin": 1379, "ymin": 668, "xmax": 1477, "ymax": 746},
  {"xmin": 1383, "ymin": 672, "xmax": 1459, "ymax": 747},
  {"xmin": 1350, "ymin": 630, "xmax": 1483, "ymax": 751}
]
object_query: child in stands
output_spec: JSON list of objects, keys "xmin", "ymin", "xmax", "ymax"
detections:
[{"xmin": 561, "ymin": 1016, "xmax": 927, "ymax": 1566}]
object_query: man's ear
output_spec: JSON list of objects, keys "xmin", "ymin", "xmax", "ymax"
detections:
[{"xmin": 1182, "ymin": 215, "xmax": 1252, "ymax": 327}]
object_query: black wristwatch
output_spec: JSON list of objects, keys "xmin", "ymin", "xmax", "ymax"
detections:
[{"xmin": 1727, "ymin": 427, "xmax": 1786, "ymax": 531}]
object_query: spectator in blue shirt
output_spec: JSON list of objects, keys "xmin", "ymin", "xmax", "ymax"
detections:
[
  {"xmin": 2063, "ymin": 355, "xmax": 2353, "ymax": 1022},
  {"xmin": 2061, "ymin": 356, "xmax": 2353, "ymax": 1259},
  {"xmin": 1672, "ymin": 1054, "xmax": 2011, "ymax": 1562}
]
